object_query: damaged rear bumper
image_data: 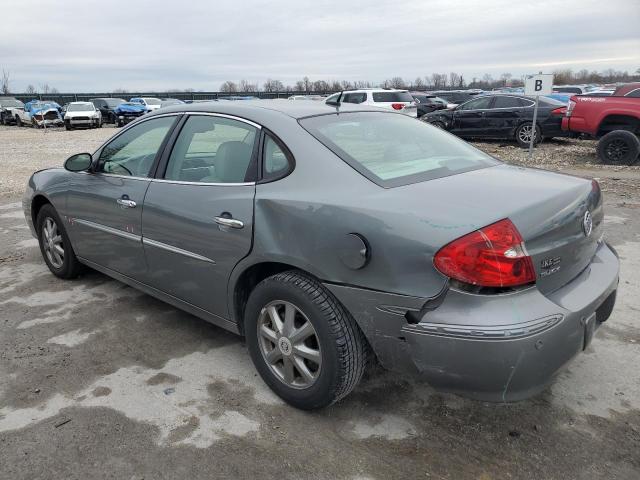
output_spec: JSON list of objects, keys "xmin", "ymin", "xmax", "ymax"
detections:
[{"xmin": 325, "ymin": 242, "xmax": 619, "ymax": 402}]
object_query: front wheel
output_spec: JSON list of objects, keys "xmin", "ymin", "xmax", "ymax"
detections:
[
  {"xmin": 515, "ymin": 122, "xmax": 541, "ymax": 148},
  {"xmin": 36, "ymin": 204, "xmax": 84, "ymax": 279},
  {"xmin": 429, "ymin": 121, "xmax": 445, "ymax": 129},
  {"xmin": 244, "ymin": 271, "xmax": 368, "ymax": 410},
  {"xmin": 597, "ymin": 130, "xmax": 640, "ymax": 165}
]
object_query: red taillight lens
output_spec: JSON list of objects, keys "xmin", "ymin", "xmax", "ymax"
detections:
[
  {"xmin": 551, "ymin": 106, "xmax": 567, "ymax": 116},
  {"xmin": 391, "ymin": 103, "xmax": 405, "ymax": 110},
  {"xmin": 434, "ymin": 218, "xmax": 536, "ymax": 287}
]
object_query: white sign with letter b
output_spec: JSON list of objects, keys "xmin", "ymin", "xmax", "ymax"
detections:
[{"xmin": 525, "ymin": 74, "xmax": 553, "ymax": 96}]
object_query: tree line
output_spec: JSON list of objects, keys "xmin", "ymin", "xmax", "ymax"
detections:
[{"xmin": 1, "ymin": 67, "xmax": 639, "ymax": 96}]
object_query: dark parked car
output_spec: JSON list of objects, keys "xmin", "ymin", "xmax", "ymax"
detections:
[
  {"xmin": 0, "ymin": 96, "xmax": 24, "ymax": 125},
  {"xmin": 24, "ymin": 101, "xmax": 619, "ymax": 409},
  {"xmin": 90, "ymin": 98, "xmax": 126, "ymax": 124},
  {"xmin": 423, "ymin": 94, "xmax": 568, "ymax": 147},
  {"xmin": 410, "ymin": 93, "xmax": 447, "ymax": 117},
  {"xmin": 428, "ymin": 90, "xmax": 478, "ymax": 106}
]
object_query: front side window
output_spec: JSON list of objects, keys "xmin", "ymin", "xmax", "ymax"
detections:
[
  {"xmin": 164, "ymin": 115, "xmax": 257, "ymax": 183},
  {"xmin": 300, "ymin": 112, "xmax": 498, "ymax": 187},
  {"xmin": 493, "ymin": 96, "xmax": 523, "ymax": 109},
  {"xmin": 98, "ymin": 116, "xmax": 176, "ymax": 177},
  {"xmin": 458, "ymin": 96, "xmax": 492, "ymax": 110}
]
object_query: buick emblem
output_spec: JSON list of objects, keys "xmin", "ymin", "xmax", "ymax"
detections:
[{"xmin": 582, "ymin": 211, "xmax": 593, "ymax": 237}]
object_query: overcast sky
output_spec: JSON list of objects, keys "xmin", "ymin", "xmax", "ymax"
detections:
[{"xmin": 2, "ymin": 0, "xmax": 639, "ymax": 92}]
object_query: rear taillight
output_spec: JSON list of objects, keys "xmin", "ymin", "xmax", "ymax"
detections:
[
  {"xmin": 434, "ymin": 218, "xmax": 536, "ymax": 288},
  {"xmin": 551, "ymin": 106, "xmax": 567, "ymax": 116},
  {"xmin": 566, "ymin": 100, "xmax": 576, "ymax": 117},
  {"xmin": 391, "ymin": 103, "xmax": 405, "ymax": 110}
]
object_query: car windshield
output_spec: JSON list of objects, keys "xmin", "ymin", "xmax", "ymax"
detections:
[
  {"xmin": 300, "ymin": 112, "xmax": 498, "ymax": 187},
  {"xmin": 144, "ymin": 98, "xmax": 161, "ymax": 105},
  {"xmin": 372, "ymin": 91, "xmax": 414, "ymax": 102},
  {"xmin": 105, "ymin": 99, "xmax": 125, "ymax": 107},
  {"xmin": 0, "ymin": 98, "xmax": 24, "ymax": 107},
  {"xmin": 67, "ymin": 103, "xmax": 94, "ymax": 112}
]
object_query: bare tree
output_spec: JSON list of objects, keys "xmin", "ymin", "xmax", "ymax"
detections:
[
  {"xmin": 263, "ymin": 79, "xmax": 284, "ymax": 92},
  {"xmin": 499, "ymin": 72, "xmax": 512, "ymax": 86},
  {"xmin": 113, "ymin": 88, "xmax": 128, "ymax": 94},
  {"xmin": 50, "ymin": 87, "xmax": 59, "ymax": 94},
  {"xmin": 40, "ymin": 84, "xmax": 51, "ymax": 95},
  {"xmin": 412, "ymin": 77, "xmax": 425, "ymax": 90},
  {"xmin": 302, "ymin": 76, "xmax": 311, "ymax": 93},
  {"xmin": 430, "ymin": 73, "xmax": 447, "ymax": 89},
  {"xmin": 448, "ymin": 72, "xmax": 464, "ymax": 88},
  {"xmin": 220, "ymin": 81, "xmax": 238, "ymax": 93},
  {"xmin": 1, "ymin": 69, "xmax": 10, "ymax": 94},
  {"xmin": 238, "ymin": 79, "xmax": 257, "ymax": 92},
  {"xmin": 294, "ymin": 80, "xmax": 305, "ymax": 92},
  {"xmin": 329, "ymin": 80, "xmax": 342, "ymax": 91},
  {"xmin": 26, "ymin": 84, "xmax": 37, "ymax": 95}
]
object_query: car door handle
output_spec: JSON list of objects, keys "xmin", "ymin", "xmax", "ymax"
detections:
[
  {"xmin": 116, "ymin": 198, "xmax": 137, "ymax": 208},
  {"xmin": 214, "ymin": 216, "xmax": 244, "ymax": 229}
]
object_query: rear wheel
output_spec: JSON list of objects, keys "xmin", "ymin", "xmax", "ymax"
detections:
[
  {"xmin": 16, "ymin": 116, "xmax": 22, "ymax": 127},
  {"xmin": 36, "ymin": 204, "xmax": 84, "ymax": 279},
  {"xmin": 244, "ymin": 271, "xmax": 367, "ymax": 410},
  {"xmin": 515, "ymin": 122, "xmax": 541, "ymax": 148},
  {"xmin": 597, "ymin": 130, "xmax": 640, "ymax": 165}
]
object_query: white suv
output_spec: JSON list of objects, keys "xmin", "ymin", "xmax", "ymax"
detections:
[{"xmin": 325, "ymin": 89, "xmax": 417, "ymax": 117}]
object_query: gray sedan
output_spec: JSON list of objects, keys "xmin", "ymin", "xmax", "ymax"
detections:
[{"xmin": 23, "ymin": 101, "xmax": 619, "ymax": 409}]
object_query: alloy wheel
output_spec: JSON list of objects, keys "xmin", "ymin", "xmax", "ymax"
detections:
[
  {"xmin": 604, "ymin": 139, "xmax": 629, "ymax": 163},
  {"xmin": 518, "ymin": 124, "xmax": 536, "ymax": 143},
  {"xmin": 42, "ymin": 217, "xmax": 64, "ymax": 269},
  {"xmin": 257, "ymin": 300, "xmax": 322, "ymax": 389}
]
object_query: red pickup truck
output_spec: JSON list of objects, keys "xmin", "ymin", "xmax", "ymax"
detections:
[{"xmin": 562, "ymin": 82, "xmax": 640, "ymax": 164}]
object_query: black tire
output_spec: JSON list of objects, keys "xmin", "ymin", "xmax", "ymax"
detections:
[
  {"xmin": 515, "ymin": 122, "xmax": 541, "ymax": 148},
  {"xmin": 597, "ymin": 130, "xmax": 640, "ymax": 165},
  {"xmin": 65, "ymin": 121, "xmax": 72, "ymax": 131},
  {"xmin": 430, "ymin": 121, "xmax": 445, "ymax": 129},
  {"xmin": 36, "ymin": 204, "xmax": 84, "ymax": 279},
  {"xmin": 15, "ymin": 116, "xmax": 22, "ymax": 127},
  {"xmin": 244, "ymin": 271, "xmax": 367, "ymax": 410},
  {"xmin": 0, "ymin": 113, "xmax": 6, "ymax": 125}
]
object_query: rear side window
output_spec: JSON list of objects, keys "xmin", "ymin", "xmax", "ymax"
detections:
[
  {"xmin": 372, "ymin": 91, "xmax": 413, "ymax": 102},
  {"xmin": 262, "ymin": 134, "xmax": 293, "ymax": 181},
  {"xmin": 626, "ymin": 89, "xmax": 640, "ymax": 98},
  {"xmin": 300, "ymin": 112, "xmax": 498, "ymax": 187}
]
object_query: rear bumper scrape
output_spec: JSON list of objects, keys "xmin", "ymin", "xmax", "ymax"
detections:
[{"xmin": 326, "ymin": 242, "xmax": 619, "ymax": 402}]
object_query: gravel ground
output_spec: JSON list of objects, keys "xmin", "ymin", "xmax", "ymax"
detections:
[{"xmin": 0, "ymin": 124, "xmax": 639, "ymax": 479}]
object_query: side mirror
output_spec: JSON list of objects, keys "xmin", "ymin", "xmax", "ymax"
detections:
[{"xmin": 64, "ymin": 153, "xmax": 93, "ymax": 172}]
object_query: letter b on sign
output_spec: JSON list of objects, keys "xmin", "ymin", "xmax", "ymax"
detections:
[{"xmin": 525, "ymin": 74, "xmax": 553, "ymax": 96}]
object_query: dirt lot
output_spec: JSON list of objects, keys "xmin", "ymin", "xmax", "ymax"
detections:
[{"xmin": 0, "ymin": 125, "xmax": 639, "ymax": 479}]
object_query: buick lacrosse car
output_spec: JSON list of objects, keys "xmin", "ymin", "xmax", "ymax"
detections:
[{"xmin": 23, "ymin": 101, "xmax": 619, "ymax": 409}]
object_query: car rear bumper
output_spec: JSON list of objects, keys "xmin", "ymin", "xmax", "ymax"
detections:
[{"xmin": 326, "ymin": 241, "xmax": 619, "ymax": 402}]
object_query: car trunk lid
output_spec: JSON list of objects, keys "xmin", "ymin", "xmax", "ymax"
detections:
[{"xmin": 387, "ymin": 164, "xmax": 603, "ymax": 294}]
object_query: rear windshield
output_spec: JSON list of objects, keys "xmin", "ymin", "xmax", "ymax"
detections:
[
  {"xmin": 105, "ymin": 98, "xmax": 125, "ymax": 107},
  {"xmin": 300, "ymin": 112, "xmax": 498, "ymax": 187},
  {"xmin": 372, "ymin": 91, "xmax": 413, "ymax": 103}
]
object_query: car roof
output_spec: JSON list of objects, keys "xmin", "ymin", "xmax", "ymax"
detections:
[{"xmin": 147, "ymin": 99, "xmax": 389, "ymax": 120}]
